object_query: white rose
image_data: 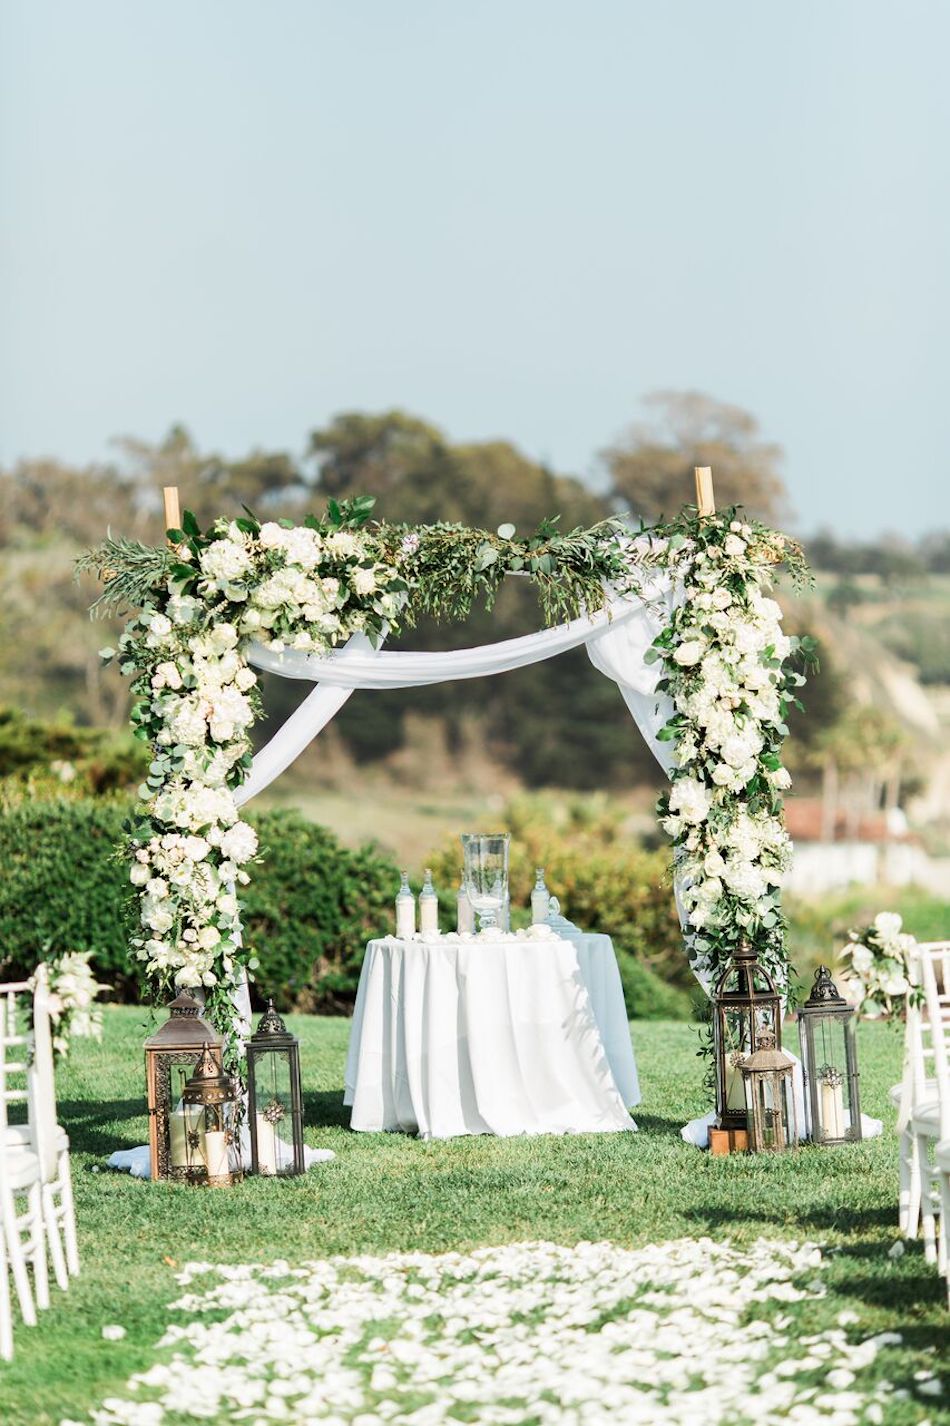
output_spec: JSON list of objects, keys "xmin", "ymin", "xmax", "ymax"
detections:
[
  {"xmin": 220, "ymin": 822, "xmax": 259, "ymax": 864},
  {"xmin": 181, "ymin": 836, "xmax": 210, "ymax": 863},
  {"xmin": 130, "ymin": 863, "xmax": 151, "ymax": 887},
  {"xmin": 873, "ymin": 911, "xmax": 903, "ymax": 941},
  {"xmin": 152, "ymin": 661, "xmax": 183, "ymax": 691},
  {"xmin": 258, "ymin": 522, "xmax": 284, "ymax": 548},
  {"xmin": 197, "ymin": 926, "xmax": 221, "ymax": 950},
  {"xmin": 235, "ymin": 666, "xmax": 257, "ymax": 692},
  {"xmin": 209, "ymin": 623, "xmax": 239, "ymax": 654},
  {"xmin": 200, "ymin": 539, "xmax": 251, "ymax": 585},
  {"xmin": 849, "ymin": 943, "xmax": 873, "ymax": 974},
  {"xmin": 724, "ymin": 534, "xmax": 747, "ymax": 558},
  {"xmin": 242, "ymin": 609, "xmax": 263, "ymax": 630},
  {"xmin": 148, "ymin": 613, "xmax": 173, "ymax": 638},
  {"xmin": 668, "ymin": 778, "xmax": 712, "ymax": 825},
  {"xmin": 351, "ymin": 566, "xmax": 378, "ymax": 596},
  {"xmin": 282, "ymin": 527, "xmax": 321, "ymax": 569},
  {"xmin": 325, "ymin": 530, "xmax": 358, "ymax": 558},
  {"xmin": 145, "ymin": 878, "xmax": 168, "ymax": 898},
  {"xmin": 881, "ymin": 971, "xmax": 908, "ymax": 997},
  {"xmin": 209, "ymin": 719, "xmax": 235, "ymax": 744},
  {"xmin": 673, "ymin": 640, "xmax": 705, "ymax": 667}
]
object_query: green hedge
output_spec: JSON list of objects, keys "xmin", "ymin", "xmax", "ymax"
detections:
[{"xmin": 0, "ymin": 799, "xmax": 398, "ymax": 1011}]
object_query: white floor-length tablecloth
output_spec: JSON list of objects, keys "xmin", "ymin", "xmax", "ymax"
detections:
[{"xmin": 344, "ymin": 930, "xmax": 639, "ymax": 1139}]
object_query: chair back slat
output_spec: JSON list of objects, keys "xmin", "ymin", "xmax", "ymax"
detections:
[
  {"xmin": 0, "ymin": 980, "xmax": 33, "ymax": 1133},
  {"xmin": 918, "ymin": 944, "xmax": 950, "ymax": 1142},
  {"xmin": 28, "ymin": 964, "xmax": 61, "ymax": 1182}
]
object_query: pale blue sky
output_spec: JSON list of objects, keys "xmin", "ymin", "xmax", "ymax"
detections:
[{"xmin": 1, "ymin": 1, "xmax": 946, "ymax": 536}]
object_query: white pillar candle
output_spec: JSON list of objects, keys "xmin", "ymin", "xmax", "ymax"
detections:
[
  {"xmin": 255, "ymin": 1114, "xmax": 279, "ymax": 1175},
  {"xmin": 419, "ymin": 896, "xmax": 439, "ymax": 934},
  {"xmin": 396, "ymin": 897, "xmax": 415, "ymax": 939},
  {"xmin": 726, "ymin": 1064, "xmax": 747, "ymax": 1112},
  {"xmin": 204, "ymin": 1129, "xmax": 230, "ymax": 1180},
  {"xmin": 819, "ymin": 1080, "xmax": 845, "ymax": 1138},
  {"xmin": 169, "ymin": 1104, "xmax": 188, "ymax": 1167}
]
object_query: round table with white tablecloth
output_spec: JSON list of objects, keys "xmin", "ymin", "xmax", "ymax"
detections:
[{"xmin": 343, "ymin": 927, "xmax": 639, "ymax": 1140}]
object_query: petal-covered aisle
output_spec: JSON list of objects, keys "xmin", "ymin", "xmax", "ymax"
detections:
[{"xmin": 69, "ymin": 1238, "xmax": 930, "ymax": 1426}]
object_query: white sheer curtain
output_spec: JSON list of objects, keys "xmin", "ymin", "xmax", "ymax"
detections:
[{"xmin": 239, "ymin": 582, "xmax": 676, "ymax": 806}]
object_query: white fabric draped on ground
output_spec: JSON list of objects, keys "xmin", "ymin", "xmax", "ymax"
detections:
[{"xmin": 345, "ymin": 932, "xmax": 638, "ymax": 1139}]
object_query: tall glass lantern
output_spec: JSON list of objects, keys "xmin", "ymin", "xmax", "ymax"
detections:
[
  {"xmin": 740, "ymin": 1033, "xmax": 798, "ymax": 1153},
  {"xmin": 799, "ymin": 966, "xmax": 862, "ymax": 1145},
  {"xmin": 144, "ymin": 992, "xmax": 224, "ymax": 1183},
  {"xmin": 246, "ymin": 1001, "xmax": 305, "ymax": 1177},
  {"xmin": 712, "ymin": 940, "xmax": 783, "ymax": 1132},
  {"xmin": 180, "ymin": 1045, "xmax": 238, "ymax": 1187}
]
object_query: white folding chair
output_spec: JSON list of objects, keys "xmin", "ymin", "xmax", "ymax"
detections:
[
  {"xmin": 0, "ymin": 981, "xmax": 48, "ymax": 1360},
  {"xmin": 27, "ymin": 965, "xmax": 77, "ymax": 1284},
  {"xmin": 913, "ymin": 945, "xmax": 950, "ymax": 1269}
]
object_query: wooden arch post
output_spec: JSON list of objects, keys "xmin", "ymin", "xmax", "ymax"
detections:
[
  {"xmin": 694, "ymin": 466, "xmax": 715, "ymax": 517},
  {"xmin": 163, "ymin": 486, "xmax": 181, "ymax": 545}
]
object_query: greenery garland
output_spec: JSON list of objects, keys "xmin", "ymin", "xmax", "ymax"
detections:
[{"xmin": 79, "ymin": 498, "xmax": 811, "ymax": 1078}]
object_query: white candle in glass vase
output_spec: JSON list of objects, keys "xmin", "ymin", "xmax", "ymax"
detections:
[
  {"xmin": 255, "ymin": 1114, "xmax": 279, "ymax": 1175},
  {"xmin": 819, "ymin": 1079, "xmax": 845, "ymax": 1138},
  {"xmin": 204, "ymin": 1130, "xmax": 230, "ymax": 1180},
  {"xmin": 169, "ymin": 1103, "xmax": 204, "ymax": 1169}
]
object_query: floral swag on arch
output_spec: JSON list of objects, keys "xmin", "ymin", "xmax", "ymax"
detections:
[{"xmin": 80, "ymin": 499, "xmax": 814, "ymax": 1074}]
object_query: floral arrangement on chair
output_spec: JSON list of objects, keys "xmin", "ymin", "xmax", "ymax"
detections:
[
  {"xmin": 839, "ymin": 912, "xmax": 920, "ymax": 1019},
  {"xmin": 37, "ymin": 951, "xmax": 106, "ymax": 1059}
]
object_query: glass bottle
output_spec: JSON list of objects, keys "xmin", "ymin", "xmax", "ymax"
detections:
[
  {"xmin": 419, "ymin": 867, "xmax": 439, "ymax": 935},
  {"xmin": 531, "ymin": 867, "xmax": 550, "ymax": 925},
  {"xmin": 456, "ymin": 867, "xmax": 475, "ymax": 934},
  {"xmin": 395, "ymin": 870, "xmax": 415, "ymax": 940}
]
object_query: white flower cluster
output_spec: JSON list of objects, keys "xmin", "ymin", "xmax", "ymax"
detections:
[
  {"xmin": 72, "ymin": 1238, "xmax": 910, "ymax": 1426},
  {"xmin": 653, "ymin": 521, "xmax": 800, "ymax": 970},
  {"xmin": 40, "ymin": 951, "xmax": 105, "ymax": 1059},
  {"xmin": 198, "ymin": 519, "xmax": 406, "ymax": 654},
  {"xmin": 840, "ymin": 912, "xmax": 919, "ymax": 1018}
]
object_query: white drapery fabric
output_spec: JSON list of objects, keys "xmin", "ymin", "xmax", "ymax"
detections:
[{"xmin": 238, "ymin": 581, "xmax": 677, "ymax": 807}]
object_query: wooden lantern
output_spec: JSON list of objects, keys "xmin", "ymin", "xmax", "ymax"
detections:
[
  {"xmin": 712, "ymin": 940, "xmax": 783, "ymax": 1134},
  {"xmin": 144, "ymin": 993, "xmax": 224, "ymax": 1183}
]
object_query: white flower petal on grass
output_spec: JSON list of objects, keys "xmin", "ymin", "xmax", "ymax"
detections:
[
  {"xmin": 73, "ymin": 1238, "xmax": 902, "ymax": 1426},
  {"xmin": 101, "ymin": 1324, "xmax": 127, "ymax": 1341}
]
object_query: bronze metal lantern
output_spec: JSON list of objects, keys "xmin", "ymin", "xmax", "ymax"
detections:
[
  {"xmin": 180, "ymin": 1045, "xmax": 238, "ymax": 1187},
  {"xmin": 740, "ymin": 1033, "xmax": 798, "ymax": 1153},
  {"xmin": 799, "ymin": 966, "xmax": 862, "ymax": 1145},
  {"xmin": 712, "ymin": 940, "xmax": 783, "ymax": 1132},
  {"xmin": 144, "ymin": 992, "xmax": 225, "ymax": 1182},
  {"xmin": 246, "ymin": 1001, "xmax": 305, "ymax": 1177}
]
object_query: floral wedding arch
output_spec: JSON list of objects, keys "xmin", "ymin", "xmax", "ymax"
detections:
[{"xmin": 81, "ymin": 470, "xmax": 814, "ymax": 1073}]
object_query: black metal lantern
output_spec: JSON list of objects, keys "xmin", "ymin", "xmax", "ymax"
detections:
[
  {"xmin": 144, "ymin": 992, "xmax": 225, "ymax": 1182},
  {"xmin": 799, "ymin": 966, "xmax": 862, "ymax": 1145},
  {"xmin": 246, "ymin": 1001, "xmax": 305, "ymax": 1176},
  {"xmin": 740, "ymin": 1033, "xmax": 799, "ymax": 1153},
  {"xmin": 180, "ymin": 1045, "xmax": 238, "ymax": 1187},
  {"xmin": 712, "ymin": 940, "xmax": 783, "ymax": 1132}
]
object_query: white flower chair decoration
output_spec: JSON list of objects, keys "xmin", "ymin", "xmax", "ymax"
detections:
[{"xmin": 915, "ymin": 944, "xmax": 950, "ymax": 1273}]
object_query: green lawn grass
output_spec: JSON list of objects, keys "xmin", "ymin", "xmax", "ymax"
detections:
[{"xmin": 1, "ymin": 1008, "xmax": 947, "ymax": 1425}]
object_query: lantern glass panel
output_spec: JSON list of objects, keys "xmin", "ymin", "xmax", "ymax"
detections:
[
  {"xmin": 246, "ymin": 1001, "xmax": 304, "ymax": 1177},
  {"xmin": 800, "ymin": 967, "xmax": 862, "ymax": 1144},
  {"xmin": 713, "ymin": 944, "xmax": 782, "ymax": 1130},
  {"xmin": 250, "ymin": 1048, "xmax": 294, "ymax": 1175}
]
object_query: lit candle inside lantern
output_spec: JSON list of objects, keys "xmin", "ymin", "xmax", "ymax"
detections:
[
  {"xmin": 255, "ymin": 1113, "xmax": 279, "ymax": 1175},
  {"xmin": 819, "ymin": 1078, "xmax": 845, "ymax": 1139},
  {"xmin": 204, "ymin": 1130, "xmax": 230, "ymax": 1180},
  {"xmin": 169, "ymin": 1102, "xmax": 204, "ymax": 1168}
]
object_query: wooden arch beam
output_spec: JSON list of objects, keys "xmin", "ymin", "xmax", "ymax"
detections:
[{"xmin": 694, "ymin": 466, "xmax": 716, "ymax": 517}]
